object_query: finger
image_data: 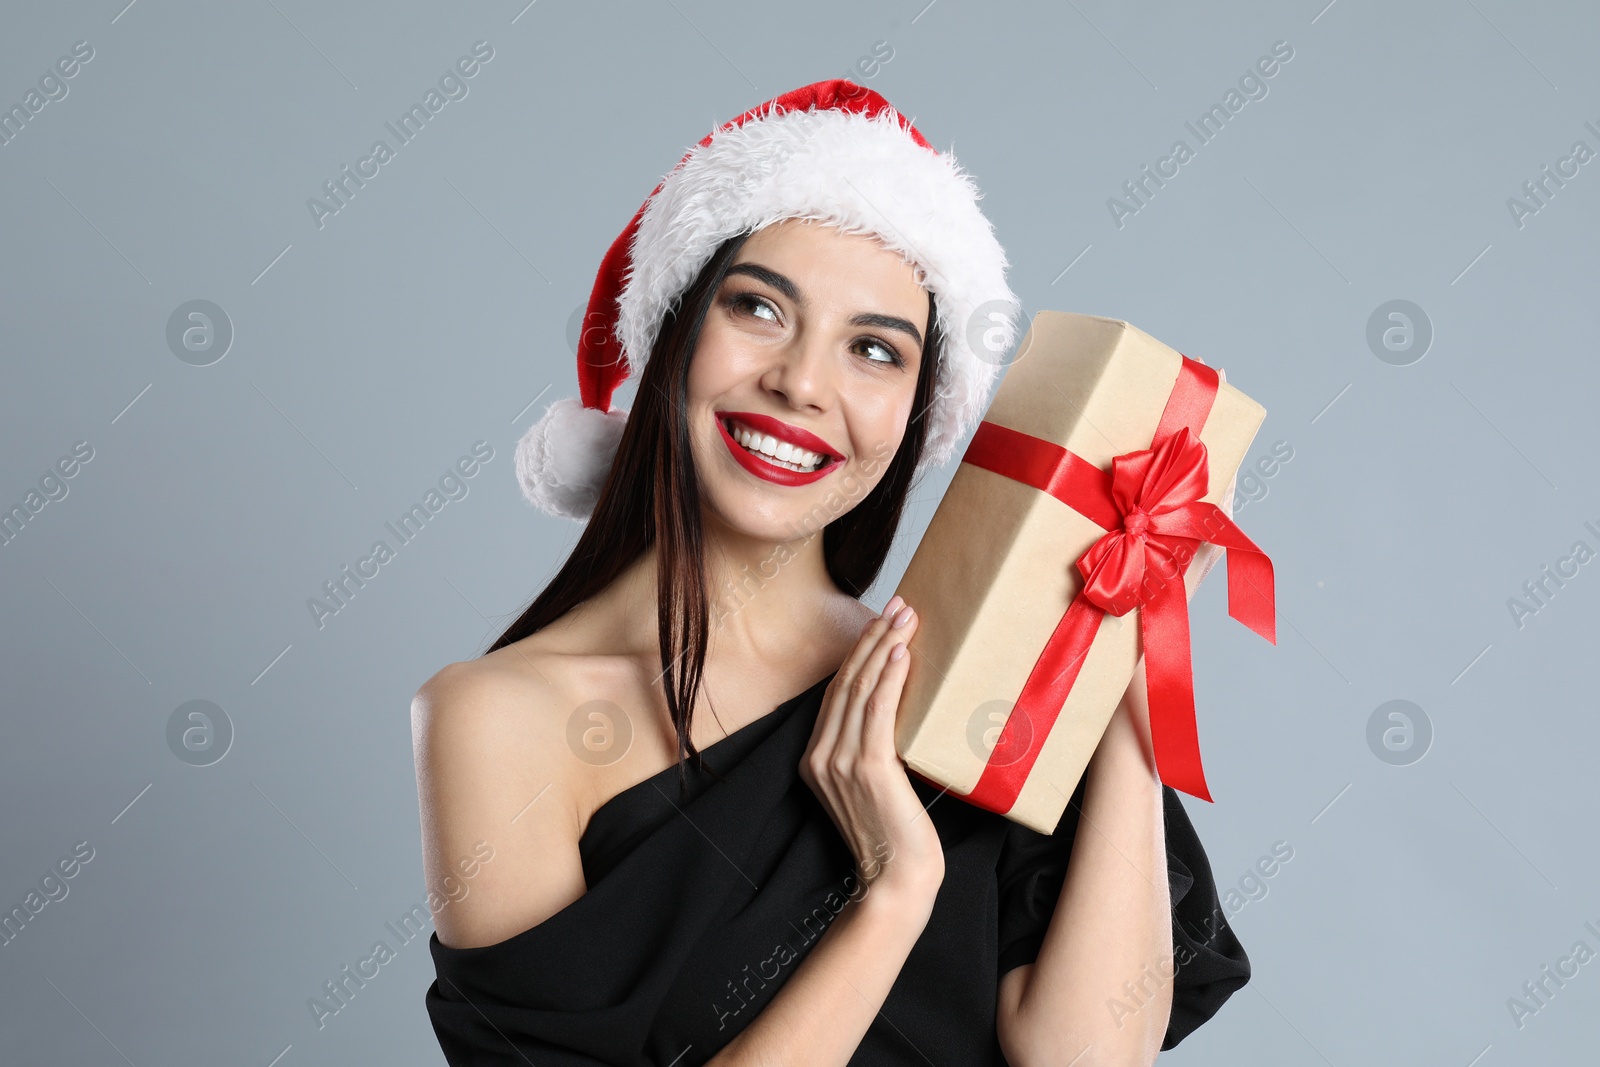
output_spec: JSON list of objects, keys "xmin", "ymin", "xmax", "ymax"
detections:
[
  {"xmin": 813, "ymin": 611, "xmax": 894, "ymax": 759},
  {"xmin": 839, "ymin": 606, "xmax": 916, "ymax": 762},
  {"xmin": 860, "ymin": 613, "xmax": 917, "ymax": 763},
  {"xmin": 842, "ymin": 610, "xmax": 896, "ymax": 679}
]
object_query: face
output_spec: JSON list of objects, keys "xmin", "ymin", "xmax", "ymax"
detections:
[{"xmin": 685, "ymin": 218, "xmax": 931, "ymax": 541}]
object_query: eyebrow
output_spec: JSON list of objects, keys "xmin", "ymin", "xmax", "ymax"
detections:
[{"xmin": 723, "ymin": 262, "xmax": 925, "ymax": 350}]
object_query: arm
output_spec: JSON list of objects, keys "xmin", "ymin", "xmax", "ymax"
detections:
[
  {"xmin": 999, "ymin": 485, "xmax": 1236, "ymax": 1067},
  {"xmin": 417, "ymin": 650, "xmax": 943, "ymax": 1067},
  {"xmin": 412, "ymin": 660, "xmax": 590, "ymax": 950},
  {"xmin": 712, "ymin": 604, "xmax": 945, "ymax": 1065},
  {"xmin": 706, "ymin": 874, "xmax": 940, "ymax": 1066},
  {"xmin": 997, "ymin": 661, "xmax": 1172, "ymax": 1067}
]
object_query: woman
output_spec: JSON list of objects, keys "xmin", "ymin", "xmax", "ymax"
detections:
[{"xmin": 414, "ymin": 80, "xmax": 1249, "ymax": 1065}]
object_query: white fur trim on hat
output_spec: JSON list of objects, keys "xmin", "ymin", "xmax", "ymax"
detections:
[{"xmin": 615, "ymin": 103, "xmax": 1020, "ymax": 471}]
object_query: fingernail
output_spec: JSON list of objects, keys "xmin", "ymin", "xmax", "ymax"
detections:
[
  {"xmin": 892, "ymin": 605, "xmax": 913, "ymax": 628},
  {"xmin": 883, "ymin": 595, "xmax": 904, "ymax": 618},
  {"xmin": 889, "ymin": 642, "xmax": 906, "ymax": 662}
]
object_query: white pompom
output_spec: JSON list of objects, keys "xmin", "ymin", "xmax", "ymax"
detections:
[{"xmin": 514, "ymin": 395, "xmax": 629, "ymax": 520}]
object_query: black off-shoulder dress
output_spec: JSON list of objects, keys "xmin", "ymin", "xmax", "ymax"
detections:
[{"xmin": 426, "ymin": 671, "xmax": 1249, "ymax": 1065}]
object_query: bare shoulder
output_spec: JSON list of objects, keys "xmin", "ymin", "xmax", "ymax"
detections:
[
  {"xmin": 411, "ymin": 642, "xmax": 588, "ymax": 949},
  {"xmin": 409, "ymin": 591, "xmax": 879, "ymax": 948},
  {"xmin": 838, "ymin": 594, "xmax": 883, "ymax": 631},
  {"xmin": 824, "ymin": 592, "xmax": 886, "ymax": 650}
]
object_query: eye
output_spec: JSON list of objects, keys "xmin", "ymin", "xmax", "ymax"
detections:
[
  {"xmin": 725, "ymin": 291, "xmax": 780, "ymax": 323},
  {"xmin": 725, "ymin": 289, "xmax": 906, "ymax": 368},
  {"xmin": 854, "ymin": 337, "xmax": 906, "ymax": 368}
]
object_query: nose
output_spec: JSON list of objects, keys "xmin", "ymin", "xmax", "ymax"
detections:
[{"xmin": 758, "ymin": 329, "xmax": 836, "ymax": 413}]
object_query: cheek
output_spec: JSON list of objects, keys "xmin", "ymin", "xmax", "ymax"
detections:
[
  {"xmin": 851, "ymin": 389, "xmax": 914, "ymax": 456},
  {"xmin": 687, "ymin": 325, "xmax": 756, "ymax": 400}
]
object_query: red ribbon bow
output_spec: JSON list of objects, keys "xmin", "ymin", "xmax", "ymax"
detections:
[
  {"xmin": 933, "ymin": 356, "xmax": 1275, "ymax": 809},
  {"xmin": 1079, "ymin": 425, "xmax": 1218, "ymax": 619}
]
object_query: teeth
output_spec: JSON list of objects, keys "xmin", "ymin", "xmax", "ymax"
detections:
[{"xmin": 727, "ymin": 419, "xmax": 826, "ymax": 472}]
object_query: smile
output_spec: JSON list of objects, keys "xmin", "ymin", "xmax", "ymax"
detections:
[{"xmin": 715, "ymin": 411, "xmax": 843, "ymax": 487}]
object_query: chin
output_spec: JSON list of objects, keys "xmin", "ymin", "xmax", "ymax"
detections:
[{"xmin": 700, "ymin": 472, "xmax": 831, "ymax": 543}]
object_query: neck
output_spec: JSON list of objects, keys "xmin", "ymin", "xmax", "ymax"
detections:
[
  {"xmin": 603, "ymin": 514, "xmax": 843, "ymax": 670},
  {"xmin": 702, "ymin": 511, "xmax": 838, "ymax": 658}
]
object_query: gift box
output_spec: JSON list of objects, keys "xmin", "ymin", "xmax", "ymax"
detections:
[{"xmin": 891, "ymin": 311, "xmax": 1276, "ymax": 833}]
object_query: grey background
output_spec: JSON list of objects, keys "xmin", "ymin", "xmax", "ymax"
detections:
[{"xmin": 2, "ymin": 0, "xmax": 1595, "ymax": 1063}]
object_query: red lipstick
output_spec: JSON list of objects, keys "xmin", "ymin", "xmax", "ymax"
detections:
[{"xmin": 716, "ymin": 411, "xmax": 843, "ymax": 487}]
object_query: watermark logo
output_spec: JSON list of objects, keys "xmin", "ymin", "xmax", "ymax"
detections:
[
  {"xmin": 711, "ymin": 840, "xmax": 892, "ymax": 1032},
  {"xmin": 0, "ymin": 39, "xmax": 94, "ymax": 150},
  {"xmin": 1230, "ymin": 439, "xmax": 1294, "ymax": 514},
  {"xmin": 166, "ymin": 700, "xmax": 234, "ymax": 767},
  {"xmin": 1365, "ymin": 699, "xmax": 1432, "ymax": 766},
  {"xmin": 1506, "ymin": 520, "xmax": 1600, "ymax": 630},
  {"xmin": 1506, "ymin": 917, "xmax": 1600, "ymax": 1031},
  {"xmin": 1107, "ymin": 40, "xmax": 1295, "ymax": 229},
  {"xmin": 1365, "ymin": 300, "xmax": 1432, "ymax": 366},
  {"xmin": 307, "ymin": 840, "xmax": 494, "ymax": 1029},
  {"xmin": 565, "ymin": 699, "xmax": 634, "ymax": 767},
  {"xmin": 707, "ymin": 438, "xmax": 896, "ymax": 630},
  {"xmin": 964, "ymin": 299, "xmax": 1032, "ymax": 368},
  {"xmin": 0, "ymin": 841, "xmax": 95, "ymax": 949},
  {"xmin": 0, "ymin": 440, "xmax": 94, "ymax": 549},
  {"xmin": 307, "ymin": 441, "xmax": 494, "ymax": 630},
  {"xmin": 567, "ymin": 302, "xmax": 612, "ymax": 355},
  {"xmin": 1506, "ymin": 120, "xmax": 1600, "ymax": 230},
  {"xmin": 1109, "ymin": 839, "xmax": 1293, "ymax": 1030},
  {"xmin": 306, "ymin": 41, "xmax": 495, "ymax": 230},
  {"xmin": 965, "ymin": 698, "xmax": 1033, "ymax": 768},
  {"xmin": 166, "ymin": 300, "xmax": 233, "ymax": 366},
  {"xmin": 837, "ymin": 39, "xmax": 895, "ymax": 91}
]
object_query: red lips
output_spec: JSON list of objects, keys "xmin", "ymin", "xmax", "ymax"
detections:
[{"xmin": 716, "ymin": 411, "xmax": 843, "ymax": 487}]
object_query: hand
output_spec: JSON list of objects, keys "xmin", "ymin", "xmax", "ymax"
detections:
[{"xmin": 800, "ymin": 596, "xmax": 945, "ymax": 900}]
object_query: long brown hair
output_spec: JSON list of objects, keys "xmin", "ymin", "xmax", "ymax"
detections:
[{"xmin": 486, "ymin": 227, "xmax": 945, "ymax": 788}]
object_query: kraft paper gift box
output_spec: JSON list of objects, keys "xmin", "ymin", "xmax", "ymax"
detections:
[{"xmin": 891, "ymin": 311, "xmax": 1277, "ymax": 834}]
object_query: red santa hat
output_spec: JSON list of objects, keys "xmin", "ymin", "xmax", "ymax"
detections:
[{"xmin": 515, "ymin": 77, "xmax": 1021, "ymax": 520}]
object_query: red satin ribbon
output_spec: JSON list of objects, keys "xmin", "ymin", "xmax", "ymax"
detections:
[{"xmin": 928, "ymin": 356, "xmax": 1276, "ymax": 809}]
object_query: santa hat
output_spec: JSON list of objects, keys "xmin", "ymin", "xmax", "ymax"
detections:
[{"xmin": 515, "ymin": 78, "xmax": 1021, "ymax": 520}]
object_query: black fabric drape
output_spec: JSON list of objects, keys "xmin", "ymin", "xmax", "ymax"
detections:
[{"xmin": 426, "ymin": 671, "xmax": 1249, "ymax": 1064}]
